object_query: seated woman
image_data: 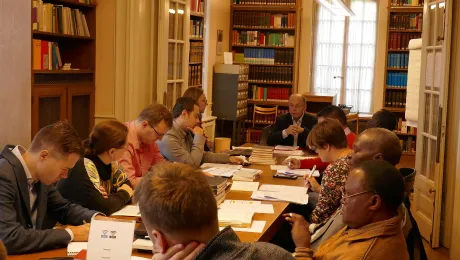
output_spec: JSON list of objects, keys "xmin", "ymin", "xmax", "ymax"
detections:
[
  {"xmin": 301, "ymin": 119, "xmax": 352, "ymax": 224},
  {"xmin": 57, "ymin": 120, "xmax": 134, "ymax": 215}
]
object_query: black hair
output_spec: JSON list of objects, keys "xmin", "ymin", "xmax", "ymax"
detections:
[
  {"xmin": 368, "ymin": 109, "xmax": 397, "ymax": 131},
  {"xmin": 172, "ymin": 97, "xmax": 197, "ymax": 119},
  {"xmin": 317, "ymin": 105, "xmax": 347, "ymax": 126}
]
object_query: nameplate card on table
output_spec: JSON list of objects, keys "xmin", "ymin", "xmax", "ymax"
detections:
[
  {"xmin": 111, "ymin": 205, "xmax": 141, "ymax": 217},
  {"xmin": 86, "ymin": 219, "xmax": 136, "ymax": 260},
  {"xmin": 251, "ymin": 185, "xmax": 309, "ymax": 205}
]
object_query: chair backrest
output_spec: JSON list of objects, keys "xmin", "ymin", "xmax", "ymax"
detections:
[
  {"xmin": 253, "ymin": 105, "xmax": 278, "ymax": 128},
  {"xmin": 400, "ymin": 168, "xmax": 416, "ymax": 193},
  {"xmin": 260, "ymin": 124, "xmax": 274, "ymax": 146}
]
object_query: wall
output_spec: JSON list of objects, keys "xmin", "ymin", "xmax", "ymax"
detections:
[
  {"xmin": 372, "ymin": 0, "xmax": 388, "ymax": 112},
  {"xmin": 297, "ymin": 0, "xmax": 315, "ymax": 94},
  {"xmin": 0, "ymin": 1, "xmax": 31, "ymax": 147}
]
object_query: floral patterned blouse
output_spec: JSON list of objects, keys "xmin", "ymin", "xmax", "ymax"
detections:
[{"xmin": 311, "ymin": 156, "xmax": 350, "ymax": 224}]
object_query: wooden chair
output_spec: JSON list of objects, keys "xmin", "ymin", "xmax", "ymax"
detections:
[
  {"xmin": 253, "ymin": 105, "xmax": 278, "ymax": 128},
  {"xmin": 346, "ymin": 112, "xmax": 359, "ymax": 135}
]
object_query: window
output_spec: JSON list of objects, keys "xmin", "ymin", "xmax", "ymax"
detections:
[{"xmin": 312, "ymin": 0, "xmax": 377, "ymax": 113}]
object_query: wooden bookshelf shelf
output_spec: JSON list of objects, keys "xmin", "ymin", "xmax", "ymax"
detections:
[
  {"xmin": 189, "ymin": 62, "xmax": 203, "ymax": 65},
  {"xmin": 43, "ymin": 0, "xmax": 96, "ymax": 8},
  {"xmin": 33, "ymin": 69, "xmax": 94, "ymax": 74},
  {"xmin": 232, "ymin": 5, "xmax": 297, "ymax": 11},
  {"xmin": 190, "ymin": 11, "xmax": 204, "ymax": 17},
  {"xmin": 190, "ymin": 37, "xmax": 203, "ymax": 41},
  {"xmin": 33, "ymin": 31, "xmax": 95, "ymax": 40},
  {"xmin": 389, "ymin": 29, "xmax": 422, "ymax": 33},
  {"xmin": 383, "ymin": 107, "xmax": 406, "ymax": 112},
  {"xmin": 386, "ymin": 86, "xmax": 407, "ymax": 90},
  {"xmin": 248, "ymin": 81, "xmax": 292, "ymax": 85},
  {"xmin": 233, "ymin": 27, "xmax": 295, "ymax": 31},
  {"xmin": 387, "ymin": 68, "xmax": 408, "ymax": 71},
  {"xmin": 389, "ymin": 6, "xmax": 423, "ymax": 12},
  {"xmin": 235, "ymin": 63, "xmax": 294, "ymax": 67},
  {"xmin": 232, "ymin": 45, "xmax": 294, "ymax": 49},
  {"xmin": 248, "ymin": 100, "xmax": 289, "ymax": 106}
]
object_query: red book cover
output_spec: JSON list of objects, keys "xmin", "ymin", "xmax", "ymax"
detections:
[
  {"xmin": 41, "ymin": 40, "xmax": 49, "ymax": 70},
  {"xmin": 270, "ymin": 15, "xmax": 274, "ymax": 28}
]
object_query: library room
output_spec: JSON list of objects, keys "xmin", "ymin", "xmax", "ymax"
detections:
[{"xmin": 1, "ymin": 0, "xmax": 460, "ymax": 259}]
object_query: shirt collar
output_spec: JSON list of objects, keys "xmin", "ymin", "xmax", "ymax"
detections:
[
  {"xmin": 292, "ymin": 113, "xmax": 304, "ymax": 125},
  {"xmin": 11, "ymin": 145, "xmax": 35, "ymax": 185},
  {"xmin": 173, "ymin": 120, "xmax": 188, "ymax": 138},
  {"xmin": 344, "ymin": 127, "xmax": 352, "ymax": 135}
]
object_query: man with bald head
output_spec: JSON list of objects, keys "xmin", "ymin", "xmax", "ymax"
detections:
[{"xmin": 267, "ymin": 94, "xmax": 317, "ymax": 148}]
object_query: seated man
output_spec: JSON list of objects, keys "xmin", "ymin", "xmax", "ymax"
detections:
[
  {"xmin": 286, "ymin": 160, "xmax": 409, "ymax": 259},
  {"xmin": 119, "ymin": 104, "xmax": 173, "ymax": 187},
  {"xmin": 267, "ymin": 94, "xmax": 317, "ymax": 148},
  {"xmin": 367, "ymin": 109, "xmax": 397, "ymax": 131},
  {"xmin": 134, "ymin": 163, "xmax": 301, "ymax": 259},
  {"xmin": 285, "ymin": 105, "xmax": 356, "ymax": 171},
  {"xmin": 0, "ymin": 122, "xmax": 100, "ymax": 254},
  {"xmin": 158, "ymin": 97, "xmax": 243, "ymax": 167}
]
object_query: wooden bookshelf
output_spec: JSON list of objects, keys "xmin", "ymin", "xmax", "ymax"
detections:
[
  {"xmin": 31, "ymin": 0, "xmax": 96, "ymax": 138},
  {"xmin": 233, "ymin": 27, "xmax": 296, "ymax": 31},
  {"xmin": 232, "ymin": 45, "xmax": 295, "ymax": 49},
  {"xmin": 188, "ymin": 0, "xmax": 205, "ymax": 88},
  {"xmin": 231, "ymin": 5, "xmax": 297, "ymax": 11},
  {"xmin": 234, "ymin": 63, "xmax": 294, "ymax": 67},
  {"xmin": 247, "ymin": 99, "xmax": 289, "ymax": 106}
]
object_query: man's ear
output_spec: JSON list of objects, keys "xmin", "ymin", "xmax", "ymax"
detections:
[
  {"xmin": 369, "ymin": 195, "xmax": 382, "ymax": 212},
  {"xmin": 39, "ymin": 150, "xmax": 50, "ymax": 161},
  {"xmin": 374, "ymin": 152, "xmax": 384, "ymax": 161},
  {"xmin": 141, "ymin": 120, "xmax": 149, "ymax": 128},
  {"xmin": 181, "ymin": 109, "xmax": 188, "ymax": 118},
  {"xmin": 151, "ymin": 229, "xmax": 169, "ymax": 254}
]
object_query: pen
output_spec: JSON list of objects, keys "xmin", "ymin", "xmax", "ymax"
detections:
[{"xmin": 283, "ymin": 172, "xmax": 296, "ymax": 175}]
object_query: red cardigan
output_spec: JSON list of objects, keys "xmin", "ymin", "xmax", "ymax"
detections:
[{"xmin": 299, "ymin": 131, "xmax": 356, "ymax": 170}]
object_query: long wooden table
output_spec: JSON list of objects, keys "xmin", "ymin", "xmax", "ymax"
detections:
[{"xmin": 9, "ymin": 148, "xmax": 307, "ymax": 259}]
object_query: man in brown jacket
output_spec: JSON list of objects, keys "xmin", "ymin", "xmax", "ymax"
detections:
[{"xmin": 285, "ymin": 160, "xmax": 409, "ymax": 259}]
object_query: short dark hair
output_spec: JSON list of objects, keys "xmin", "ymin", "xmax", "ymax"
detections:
[
  {"xmin": 317, "ymin": 105, "xmax": 347, "ymax": 126},
  {"xmin": 357, "ymin": 160, "xmax": 404, "ymax": 213},
  {"xmin": 183, "ymin": 87, "xmax": 204, "ymax": 104},
  {"xmin": 134, "ymin": 163, "xmax": 217, "ymax": 235},
  {"xmin": 172, "ymin": 97, "xmax": 197, "ymax": 119},
  {"xmin": 29, "ymin": 121, "xmax": 83, "ymax": 156},
  {"xmin": 84, "ymin": 120, "xmax": 128, "ymax": 157},
  {"xmin": 307, "ymin": 118, "xmax": 348, "ymax": 149},
  {"xmin": 362, "ymin": 128, "xmax": 402, "ymax": 166},
  {"xmin": 138, "ymin": 104, "xmax": 173, "ymax": 128},
  {"xmin": 368, "ymin": 109, "xmax": 397, "ymax": 131}
]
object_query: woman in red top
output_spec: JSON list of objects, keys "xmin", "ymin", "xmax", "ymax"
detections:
[{"xmin": 285, "ymin": 105, "xmax": 356, "ymax": 171}]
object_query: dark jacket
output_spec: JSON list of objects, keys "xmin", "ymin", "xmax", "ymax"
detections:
[
  {"xmin": 0, "ymin": 145, "xmax": 98, "ymax": 254},
  {"xmin": 57, "ymin": 155, "xmax": 132, "ymax": 216},
  {"xmin": 267, "ymin": 113, "xmax": 318, "ymax": 148},
  {"xmin": 196, "ymin": 227, "xmax": 295, "ymax": 260}
]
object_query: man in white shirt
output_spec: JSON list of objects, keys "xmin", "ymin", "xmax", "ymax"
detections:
[{"xmin": 0, "ymin": 121, "xmax": 103, "ymax": 254}]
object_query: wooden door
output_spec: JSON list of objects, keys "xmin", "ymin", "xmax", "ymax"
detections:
[
  {"xmin": 414, "ymin": 0, "xmax": 452, "ymax": 248},
  {"xmin": 67, "ymin": 85, "xmax": 95, "ymax": 139},
  {"xmin": 32, "ymin": 87, "xmax": 67, "ymax": 137}
]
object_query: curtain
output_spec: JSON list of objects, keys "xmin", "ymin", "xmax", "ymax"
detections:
[{"xmin": 312, "ymin": 0, "xmax": 377, "ymax": 113}]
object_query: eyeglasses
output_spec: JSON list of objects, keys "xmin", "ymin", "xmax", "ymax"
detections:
[
  {"xmin": 341, "ymin": 190, "xmax": 374, "ymax": 203},
  {"xmin": 147, "ymin": 122, "xmax": 165, "ymax": 138}
]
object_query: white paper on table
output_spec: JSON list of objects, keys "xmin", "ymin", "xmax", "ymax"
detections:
[
  {"xmin": 426, "ymin": 52, "xmax": 434, "ymax": 87},
  {"xmin": 232, "ymin": 146, "xmax": 253, "ymax": 150},
  {"xmin": 251, "ymin": 190, "xmax": 309, "ymax": 205},
  {"xmin": 231, "ymin": 181, "xmax": 260, "ymax": 192},
  {"xmin": 276, "ymin": 169, "xmax": 320, "ymax": 177},
  {"xmin": 223, "ymin": 200, "xmax": 261, "ymax": 205},
  {"xmin": 219, "ymin": 202, "xmax": 274, "ymax": 214},
  {"xmin": 270, "ymin": 165, "xmax": 288, "ymax": 170},
  {"xmin": 218, "ymin": 209, "xmax": 254, "ymax": 225},
  {"xmin": 203, "ymin": 167, "xmax": 239, "ymax": 177},
  {"xmin": 132, "ymin": 239, "xmax": 153, "ymax": 251},
  {"xmin": 67, "ymin": 242, "xmax": 88, "ymax": 256},
  {"xmin": 259, "ymin": 184, "xmax": 308, "ymax": 193},
  {"xmin": 274, "ymin": 145, "xmax": 299, "ymax": 151},
  {"xmin": 285, "ymin": 156, "xmax": 314, "ymax": 161},
  {"xmin": 220, "ymin": 220, "xmax": 266, "ymax": 233},
  {"xmin": 201, "ymin": 163, "xmax": 243, "ymax": 170},
  {"xmin": 111, "ymin": 205, "xmax": 141, "ymax": 217},
  {"xmin": 273, "ymin": 150, "xmax": 304, "ymax": 156},
  {"xmin": 86, "ymin": 219, "xmax": 136, "ymax": 260},
  {"xmin": 131, "ymin": 257, "xmax": 151, "ymax": 260}
]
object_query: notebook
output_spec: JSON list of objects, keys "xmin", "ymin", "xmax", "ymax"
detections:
[{"xmin": 67, "ymin": 242, "xmax": 88, "ymax": 256}]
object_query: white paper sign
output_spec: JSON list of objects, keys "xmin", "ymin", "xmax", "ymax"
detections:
[
  {"xmin": 224, "ymin": 52, "xmax": 233, "ymax": 64},
  {"xmin": 86, "ymin": 219, "xmax": 136, "ymax": 260}
]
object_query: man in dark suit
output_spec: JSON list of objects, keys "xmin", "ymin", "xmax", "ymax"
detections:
[
  {"xmin": 0, "ymin": 122, "xmax": 101, "ymax": 254},
  {"xmin": 267, "ymin": 94, "xmax": 317, "ymax": 148}
]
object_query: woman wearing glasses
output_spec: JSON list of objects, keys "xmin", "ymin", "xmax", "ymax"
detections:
[
  {"xmin": 183, "ymin": 87, "xmax": 213, "ymax": 151},
  {"xmin": 303, "ymin": 119, "xmax": 352, "ymax": 224},
  {"xmin": 57, "ymin": 120, "xmax": 134, "ymax": 215}
]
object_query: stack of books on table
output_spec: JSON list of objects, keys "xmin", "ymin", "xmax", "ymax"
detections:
[
  {"xmin": 274, "ymin": 145, "xmax": 304, "ymax": 156},
  {"xmin": 249, "ymin": 145, "xmax": 276, "ymax": 165},
  {"xmin": 206, "ymin": 176, "xmax": 229, "ymax": 206},
  {"xmin": 232, "ymin": 168, "xmax": 262, "ymax": 181}
]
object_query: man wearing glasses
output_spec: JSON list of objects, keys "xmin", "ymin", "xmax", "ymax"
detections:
[
  {"xmin": 119, "ymin": 104, "xmax": 173, "ymax": 188},
  {"xmin": 158, "ymin": 97, "xmax": 244, "ymax": 168}
]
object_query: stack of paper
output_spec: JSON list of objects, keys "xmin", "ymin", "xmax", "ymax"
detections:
[
  {"xmin": 201, "ymin": 163, "xmax": 243, "ymax": 170},
  {"xmin": 274, "ymin": 145, "xmax": 299, "ymax": 151},
  {"xmin": 203, "ymin": 167, "xmax": 239, "ymax": 177},
  {"xmin": 220, "ymin": 200, "xmax": 274, "ymax": 214},
  {"xmin": 67, "ymin": 242, "xmax": 88, "ymax": 256},
  {"xmin": 218, "ymin": 209, "xmax": 254, "ymax": 228},
  {"xmin": 232, "ymin": 168, "xmax": 262, "ymax": 181},
  {"xmin": 249, "ymin": 145, "xmax": 276, "ymax": 165},
  {"xmin": 251, "ymin": 184, "xmax": 309, "ymax": 205},
  {"xmin": 231, "ymin": 181, "xmax": 260, "ymax": 192},
  {"xmin": 270, "ymin": 165, "xmax": 320, "ymax": 177},
  {"xmin": 132, "ymin": 238, "xmax": 153, "ymax": 251},
  {"xmin": 111, "ymin": 205, "xmax": 141, "ymax": 217},
  {"xmin": 206, "ymin": 176, "xmax": 228, "ymax": 205},
  {"xmin": 273, "ymin": 150, "xmax": 304, "ymax": 156}
]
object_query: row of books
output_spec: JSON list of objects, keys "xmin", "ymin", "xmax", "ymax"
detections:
[
  {"xmin": 237, "ymin": 100, "xmax": 248, "ymax": 109},
  {"xmin": 32, "ymin": 0, "xmax": 91, "ymax": 37},
  {"xmin": 238, "ymin": 82, "xmax": 249, "ymax": 91},
  {"xmin": 236, "ymin": 49, "xmax": 294, "ymax": 65},
  {"xmin": 206, "ymin": 176, "xmax": 228, "ymax": 206},
  {"xmin": 32, "ymin": 40, "xmax": 63, "ymax": 70},
  {"xmin": 400, "ymin": 139, "xmax": 416, "ymax": 154},
  {"xmin": 249, "ymin": 67, "xmax": 293, "ymax": 83},
  {"xmin": 390, "ymin": 0, "xmax": 423, "ymax": 6},
  {"xmin": 386, "ymin": 72, "xmax": 408, "ymax": 88},
  {"xmin": 395, "ymin": 119, "xmax": 417, "ymax": 134},
  {"xmin": 249, "ymin": 146, "xmax": 276, "ymax": 165},
  {"xmin": 191, "ymin": 0, "xmax": 205, "ymax": 13},
  {"xmin": 234, "ymin": 0, "xmax": 296, "ymax": 4},
  {"xmin": 388, "ymin": 53, "xmax": 409, "ymax": 69},
  {"xmin": 390, "ymin": 14, "xmax": 423, "ymax": 31},
  {"xmin": 189, "ymin": 64, "xmax": 202, "ymax": 86},
  {"xmin": 190, "ymin": 20, "xmax": 204, "ymax": 38},
  {"xmin": 233, "ymin": 12, "xmax": 296, "ymax": 29},
  {"xmin": 189, "ymin": 42, "xmax": 204, "ymax": 63},
  {"xmin": 247, "ymin": 130, "xmax": 262, "ymax": 144},
  {"xmin": 248, "ymin": 86, "xmax": 291, "ymax": 101},
  {"xmin": 238, "ymin": 90, "xmax": 249, "ymax": 100},
  {"xmin": 388, "ymin": 32, "xmax": 421, "ymax": 50},
  {"xmin": 385, "ymin": 91, "xmax": 407, "ymax": 108},
  {"xmin": 237, "ymin": 107, "xmax": 249, "ymax": 118},
  {"xmin": 232, "ymin": 30, "xmax": 295, "ymax": 47}
]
